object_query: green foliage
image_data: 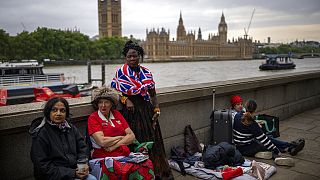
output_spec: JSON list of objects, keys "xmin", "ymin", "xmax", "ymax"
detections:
[
  {"xmin": 0, "ymin": 29, "xmax": 10, "ymax": 60},
  {"xmin": 0, "ymin": 27, "xmax": 130, "ymax": 61}
]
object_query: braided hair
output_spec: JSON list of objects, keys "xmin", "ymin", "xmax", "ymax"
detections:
[
  {"xmin": 122, "ymin": 40, "xmax": 144, "ymax": 61},
  {"xmin": 241, "ymin": 99, "xmax": 257, "ymax": 126}
]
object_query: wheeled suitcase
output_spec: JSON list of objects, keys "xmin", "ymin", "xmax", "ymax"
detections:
[
  {"xmin": 209, "ymin": 89, "xmax": 233, "ymax": 145},
  {"xmin": 209, "ymin": 109, "xmax": 233, "ymax": 145}
]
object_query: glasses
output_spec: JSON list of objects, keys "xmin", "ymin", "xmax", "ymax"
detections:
[
  {"xmin": 51, "ymin": 108, "xmax": 66, "ymax": 113},
  {"xmin": 126, "ymin": 54, "xmax": 138, "ymax": 59}
]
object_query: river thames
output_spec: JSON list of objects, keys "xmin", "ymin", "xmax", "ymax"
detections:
[{"xmin": 43, "ymin": 58, "xmax": 320, "ymax": 88}]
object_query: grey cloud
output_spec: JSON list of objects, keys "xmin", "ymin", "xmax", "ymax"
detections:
[{"xmin": 0, "ymin": 0, "xmax": 319, "ymax": 41}]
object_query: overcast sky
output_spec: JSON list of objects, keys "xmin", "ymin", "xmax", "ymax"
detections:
[{"xmin": 1, "ymin": 0, "xmax": 319, "ymax": 43}]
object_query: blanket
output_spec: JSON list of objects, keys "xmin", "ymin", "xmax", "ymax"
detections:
[
  {"xmin": 168, "ymin": 159, "xmax": 276, "ymax": 180},
  {"xmin": 89, "ymin": 153, "xmax": 154, "ymax": 180}
]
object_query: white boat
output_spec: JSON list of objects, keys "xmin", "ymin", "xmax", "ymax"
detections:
[{"xmin": 0, "ymin": 61, "xmax": 92, "ymax": 106}]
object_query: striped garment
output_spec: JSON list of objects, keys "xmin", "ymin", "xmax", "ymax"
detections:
[
  {"xmin": 233, "ymin": 112, "xmax": 277, "ymax": 152},
  {"xmin": 111, "ymin": 64, "xmax": 155, "ymax": 101}
]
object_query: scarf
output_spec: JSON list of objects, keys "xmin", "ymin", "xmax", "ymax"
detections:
[
  {"xmin": 111, "ymin": 64, "xmax": 155, "ymax": 101},
  {"xmin": 47, "ymin": 118, "xmax": 71, "ymax": 132}
]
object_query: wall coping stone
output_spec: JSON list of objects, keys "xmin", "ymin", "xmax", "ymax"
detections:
[{"xmin": 1, "ymin": 69, "xmax": 320, "ymax": 131}]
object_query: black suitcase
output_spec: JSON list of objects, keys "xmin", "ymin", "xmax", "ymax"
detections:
[{"xmin": 209, "ymin": 109, "xmax": 233, "ymax": 145}]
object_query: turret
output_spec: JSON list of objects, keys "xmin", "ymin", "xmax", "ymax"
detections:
[
  {"xmin": 176, "ymin": 11, "xmax": 187, "ymax": 41},
  {"xmin": 197, "ymin": 27, "xmax": 202, "ymax": 40}
]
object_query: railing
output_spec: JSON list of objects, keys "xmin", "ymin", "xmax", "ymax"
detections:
[{"xmin": 0, "ymin": 74, "xmax": 63, "ymax": 87}]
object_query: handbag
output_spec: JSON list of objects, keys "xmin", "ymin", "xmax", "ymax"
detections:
[{"xmin": 255, "ymin": 114, "xmax": 280, "ymax": 138}]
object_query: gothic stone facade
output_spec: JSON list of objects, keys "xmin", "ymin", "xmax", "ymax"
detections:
[
  {"xmin": 98, "ymin": 0, "xmax": 121, "ymax": 38},
  {"xmin": 141, "ymin": 13, "xmax": 253, "ymax": 61}
]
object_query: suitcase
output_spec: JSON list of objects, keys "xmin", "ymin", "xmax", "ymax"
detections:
[
  {"xmin": 210, "ymin": 109, "xmax": 233, "ymax": 145},
  {"xmin": 209, "ymin": 89, "xmax": 233, "ymax": 145}
]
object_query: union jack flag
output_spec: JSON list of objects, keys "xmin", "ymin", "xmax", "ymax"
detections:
[{"xmin": 111, "ymin": 64, "xmax": 155, "ymax": 101}]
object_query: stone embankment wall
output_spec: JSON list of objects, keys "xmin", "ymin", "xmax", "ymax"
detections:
[{"xmin": 1, "ymin": 70, "xmax": 320, "ymax": 179}]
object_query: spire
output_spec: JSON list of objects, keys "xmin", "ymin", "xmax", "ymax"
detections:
[
  {"xmin": 179, "ymin": 10, "xmax": 183, "ymax": 24},
  {"xmin": 197, "ymin": 27, "xmax": 202, "ymax": 40},
  {"xmin": 220, "ymin": 11, "xmax": 226, "ymax": 24}
]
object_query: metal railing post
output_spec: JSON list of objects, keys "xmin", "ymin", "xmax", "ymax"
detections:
[
  {"xmin": 87, "ymin": 61, "xmax": 92, "ymax": 84},
  {"xmin": 102, "ymin": 63, "xmax": 105, "ymax": 86}
]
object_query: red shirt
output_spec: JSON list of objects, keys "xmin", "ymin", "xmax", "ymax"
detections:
[{"xmin": 88, "ymin": 109, "xmax": 130, "ymax": 158}]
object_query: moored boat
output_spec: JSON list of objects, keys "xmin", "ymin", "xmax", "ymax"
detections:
[
  {"xmin": 0, "ymin": 61, "xmax": 92, "ymax": 106},
  {"xmin": 259, "ymin": 55, "xmax": 296, "ymax": 70}
]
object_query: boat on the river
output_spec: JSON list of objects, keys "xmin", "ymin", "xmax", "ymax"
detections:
[
  {"xmin": 0, "ymin": 61, "xmax": 92, "ymax": 106},
  {"xmin": 259, "ymin": 55, "xmax": 296, "ymax": 70}
]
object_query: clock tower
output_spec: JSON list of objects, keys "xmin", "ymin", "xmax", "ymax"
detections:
[
  {"xmin": 218, "ymin": 12, "xmax": 227, "ymax": 44},
  {"xmin": 98, "ymin": 0, "xmax": 122, "ymax": 38}
]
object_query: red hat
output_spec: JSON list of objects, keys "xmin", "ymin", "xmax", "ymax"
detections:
[{"xmin": 230, "ymin": 95, "xmax": 243, "ymax": 106}]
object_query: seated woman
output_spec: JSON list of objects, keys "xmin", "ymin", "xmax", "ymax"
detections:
[
  {"xmin": 233, "ymin": 99, "xmax": 305, "ymax": 166},
  {"xmin": 87, "ymin": 87, "xmax": 154, "ymax": 179},
  {"xmin": 29, "ymin": 97, "xmax": 96, "ymax": 180},
  {"xmin": 88, "ymin": 87, "xmax": 135, "ymax": 158},
  {"xmin": 230, "ymin": 95, "xmax": 245, "ymax": 120}
]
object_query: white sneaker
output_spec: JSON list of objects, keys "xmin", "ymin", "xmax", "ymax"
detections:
[
  {"xmin": 254, "ymin": 151, "xmax": 273, "ymax": 159},
  {"xmin": 274, "ymin": 157, "xmax": 295, "ymax": 167}
]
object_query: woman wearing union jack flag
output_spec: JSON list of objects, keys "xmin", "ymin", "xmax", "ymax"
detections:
[{"xmin": 111, "ymin": 40, "xmax": 173, "ymax": 179}]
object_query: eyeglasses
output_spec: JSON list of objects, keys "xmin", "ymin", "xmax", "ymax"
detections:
[{"xmin": 51, "ymin": 108, "xmax": 66, "ymax": 113}]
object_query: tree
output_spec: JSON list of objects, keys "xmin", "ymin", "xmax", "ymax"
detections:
[{"xmin": 0, "ymin": 29, "xmax": 10, "ymax": 60}]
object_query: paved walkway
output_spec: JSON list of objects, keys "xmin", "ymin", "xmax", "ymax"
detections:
[{"xmin": 172, "ymin": 107, "xmax": 320, "ymax": 180}]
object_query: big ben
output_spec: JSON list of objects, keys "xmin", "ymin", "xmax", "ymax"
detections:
[
  {"xmin": 218, "ymin": 12, "xmax": 227, "ymax": 44},
  {"xmin": 98, "ymin": 0, "xmax": 122, "ymax": 38}
]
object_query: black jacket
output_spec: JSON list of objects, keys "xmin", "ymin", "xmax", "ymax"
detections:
[
  {"xmin": 203, "ymin": 142, "xmax": 245, "ymax": 169},
  {"xmin": 29, "ymin": 118, "xmax": 88, "ymax": 180}
]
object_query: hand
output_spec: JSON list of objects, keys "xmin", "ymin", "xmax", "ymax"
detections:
[
  {"xmin": 126, "ymin": 99, "xmax": 134, "ymax": 111},
  {"xmin": 75, "ymin": 164, "xmax": 89, "ymax": 180},
  {"xmin": 104, "ymin": 145, "xmax": 117, "ymax": 152}
]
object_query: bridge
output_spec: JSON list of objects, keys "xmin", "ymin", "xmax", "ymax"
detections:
[{"xmin": 1, "ymin": 70, "xmax": 320, "ymax": 179}]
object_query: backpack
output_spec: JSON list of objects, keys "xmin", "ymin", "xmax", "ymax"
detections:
[{"xmin": 184, "ymin": 125, "xmax": 201, "ymax": 155}]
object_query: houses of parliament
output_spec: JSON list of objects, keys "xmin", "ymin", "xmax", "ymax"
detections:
[{"xmin": 98, "ymin": 0, "xmax": 253, "ymax": 60}]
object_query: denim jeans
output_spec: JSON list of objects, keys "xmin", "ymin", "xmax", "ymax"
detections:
[{"xmin": 268, "ymin": 135, "xmax": 290, "ymax": 152}]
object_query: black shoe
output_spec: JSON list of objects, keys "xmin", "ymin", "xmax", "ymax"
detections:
[
  {"xmin": 289, "ymin": 139, "xmax": 305, "ymax": 156},
  {"xmin": 290, "ymin": 138, "xmax": 305, "ymax": 146}
]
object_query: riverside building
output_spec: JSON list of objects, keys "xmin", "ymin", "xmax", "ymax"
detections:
[{"xmin": 141, "ymin": 12, "xmax": 253, "ymax": 61}]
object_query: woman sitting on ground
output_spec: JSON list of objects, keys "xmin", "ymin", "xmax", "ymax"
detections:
[
  {"xmin": 87, "ymin": 87, "xmax": 155, "ymax": 179},
  {"xmin": 87, "ymin": 87, "xmax": 136, "ymax": 158},
  {"xmin": 230, "ymin": 95, "xmax": 245, "ymax": 120},
  {"xmin": 233, "ymin": 99, "xmax": 305, "ymax": 166},
  {"xmin": 30, "ymin": 97, "xmax": 96, "ymax": 180}
]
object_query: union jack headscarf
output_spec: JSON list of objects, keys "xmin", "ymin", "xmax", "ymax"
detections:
[{"xmin": 111, "ymin": 64, "xmax": 155, "ymax": 101}]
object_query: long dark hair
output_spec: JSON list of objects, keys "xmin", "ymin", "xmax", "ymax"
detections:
[
  {"xmin": 43, "ymin": 97, "xmax": 70, "ymax": 121},
  {"xmin": 122, "ymin": 40, "xmax": 144, "ymax": 61},
  {"xmin": 241, "ymin": 99, "xmax": 257, "ymax": 126}
]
